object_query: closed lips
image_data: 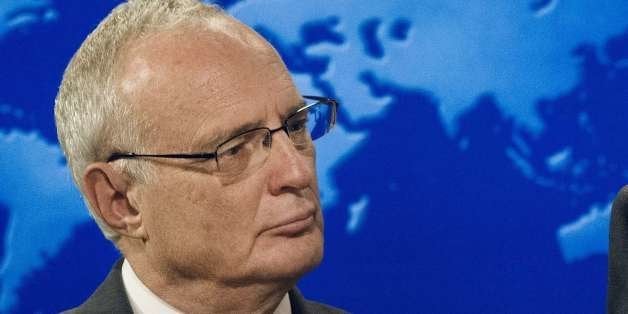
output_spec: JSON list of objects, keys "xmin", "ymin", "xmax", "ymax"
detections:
[{"xmin": 264, "ymin": 209, "xmax": 317, "ymax": 235}]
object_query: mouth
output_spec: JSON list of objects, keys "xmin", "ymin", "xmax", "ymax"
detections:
[{"xmin": 265, "ymin": 211, "xmax": 317, "ymax": 237}]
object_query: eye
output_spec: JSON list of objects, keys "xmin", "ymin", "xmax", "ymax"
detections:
[
  {"xmin": 217, "ymin": 129, "xmax": 263, "ymax": 162},
  {"xmin": 220, "ymin": 141, "xmax": 246, "ymax": 157},
  {"xmin": 288, "ymin": 117, "xmax": 308, "ymax": 133},
  {"xmin": 224, "ymin": 144, "xmax": 243, "ymax": 156}
]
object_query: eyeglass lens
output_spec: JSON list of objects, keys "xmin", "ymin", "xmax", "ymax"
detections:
[{"xmin": 215, "ymin": 101, "xmax": 334, "ymax": 175}]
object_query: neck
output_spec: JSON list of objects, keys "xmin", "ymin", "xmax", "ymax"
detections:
[{"xmin": 121, "ymin": 248, "xmax": 294, "ymax": 313}]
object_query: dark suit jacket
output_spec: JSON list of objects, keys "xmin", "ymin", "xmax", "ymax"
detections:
[
  {"xmin": 65, "ymin": 259, "xmax": 346, "ymax": 314},
  {"xmin": 609, "ymin": 185, "xmax": 628, "ymax": 313}
]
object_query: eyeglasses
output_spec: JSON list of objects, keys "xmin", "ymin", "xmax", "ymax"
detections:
[{"xmin": 107, "ymin": 95, "xmax": 338, "ymax": 177}]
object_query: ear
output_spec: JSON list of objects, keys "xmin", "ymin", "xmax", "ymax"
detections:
[{"xmin": 82, "ymin": 162, "xmax": 147, "ymax": 240}]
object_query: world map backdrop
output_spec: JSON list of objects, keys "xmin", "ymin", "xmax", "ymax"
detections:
[{"xmin": 1, "ymin": 0, "xmax": 628, "ymax": 313}]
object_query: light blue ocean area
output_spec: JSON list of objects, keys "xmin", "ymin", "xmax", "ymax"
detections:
[{"xmin": 0, "ymin": 131, "xmax": 89, "ymax": 311}]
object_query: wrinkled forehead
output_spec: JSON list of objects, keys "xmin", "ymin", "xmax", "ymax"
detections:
[{"xmin": 113, "ymin": 15, "xmax": 298, "ymax": 149}]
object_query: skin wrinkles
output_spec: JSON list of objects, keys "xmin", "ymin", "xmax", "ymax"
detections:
[{"xmin": 106, "ymin": 15, "xmax": 322, "ymax": 313}]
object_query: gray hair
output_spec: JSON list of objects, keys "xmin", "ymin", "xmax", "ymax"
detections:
[{"xmin": 54, "ymin": 0, "xmax": 224, "ymax": 241}]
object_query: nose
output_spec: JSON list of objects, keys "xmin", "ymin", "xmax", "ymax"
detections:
[{"xmin": 266, "ymin": 130, "xmax": 315, "ymax": 195}]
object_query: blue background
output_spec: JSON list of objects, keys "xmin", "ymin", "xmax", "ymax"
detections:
[{"xmin": 1, "ymin": 0, "xmax": 628, "ymax": 313}]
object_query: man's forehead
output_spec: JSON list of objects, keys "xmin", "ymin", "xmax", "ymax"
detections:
[
  {"xmin": 115, "ymin": 17, "xmax": 285, "ymax": 109},
  {"xmin": 117, "ymin": 20, "xmax": 274, "ymax": 82},
  {"xmin": 112, "ymin": 15, "xmax": 300, "ymax": 151}
]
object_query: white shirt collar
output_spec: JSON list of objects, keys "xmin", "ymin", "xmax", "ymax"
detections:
[
  {"xmin": 121, "ymin": 259, "xmax": 292, "ymax": 314},
  {"xmin": 121, "ymin": 259, "xmax": 182, "ymax": 314}
]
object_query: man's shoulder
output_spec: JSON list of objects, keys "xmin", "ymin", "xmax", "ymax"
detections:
[
  {"xmin": 62, "ymin": 259, "xmax": 133, "ymax": 314},
  {"xmin": 289, "ymin": 288, "xmax": 348, "ymax": 314}
]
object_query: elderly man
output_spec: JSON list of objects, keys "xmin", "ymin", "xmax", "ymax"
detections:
[{"xmin": 54, "ymin": 0, "xmax": 344, "ymax": 313}]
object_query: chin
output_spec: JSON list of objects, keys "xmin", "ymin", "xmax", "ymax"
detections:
[{"xmin": 251, "ymin": 228, "xmax": 324, "ymax": 282}]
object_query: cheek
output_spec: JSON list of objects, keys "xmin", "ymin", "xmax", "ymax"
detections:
[
  {"xmin": 186, "ymin": 178, "xmax": 261, "ymax": 225},
  {"xmin": 139, "ymin": 165, "xmax": 276, "ymax": 255},
  {"xmin": 138, "ymin": 181, "xmax": 195, "ymax": 242}
]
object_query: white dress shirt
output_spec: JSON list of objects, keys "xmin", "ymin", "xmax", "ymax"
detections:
[{"xmin": 121, "ymin": 259, "xmax": 291, "ymax": 314}]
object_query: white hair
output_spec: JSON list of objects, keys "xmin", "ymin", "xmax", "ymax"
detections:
[{"xmin": 54, "ymin": 0, "xmax": 225, "ymax": 241}]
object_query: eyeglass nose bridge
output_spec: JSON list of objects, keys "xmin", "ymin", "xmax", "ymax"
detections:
[{"xmin": 264, "ymin": 124, "xmax": 292, "ymax": 149}]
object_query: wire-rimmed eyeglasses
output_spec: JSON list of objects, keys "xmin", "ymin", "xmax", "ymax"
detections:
[{"xmin": 107, "ymin": 95, "xmax": 338, "ymax": 177}]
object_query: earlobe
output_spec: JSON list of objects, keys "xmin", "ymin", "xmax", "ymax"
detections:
[
  {"xmin": 83, "ymin": 163, "xmax": 145, "ymax": 240},
  {"xmin": 123, "ymin": 211, "xmax": 148, "ymax": 240}
]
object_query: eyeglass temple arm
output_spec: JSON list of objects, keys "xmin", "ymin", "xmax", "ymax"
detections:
[{"xmin": 107, "ymin": 152, "xmax": 217, "ymax": 162}]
